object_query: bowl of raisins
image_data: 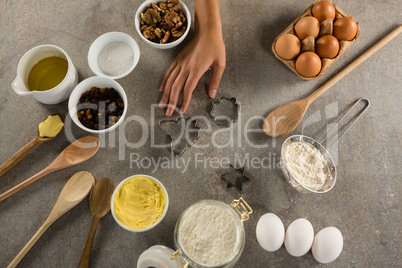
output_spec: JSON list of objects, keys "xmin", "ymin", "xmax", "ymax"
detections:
[{"xmin": 68, "ymin": 76, "xmax": 128, "ymax": 133}]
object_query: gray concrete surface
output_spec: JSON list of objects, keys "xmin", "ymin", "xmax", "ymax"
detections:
[{"xmin": 0, "ymin": 0, "xmax": 401, "ymax": 267}]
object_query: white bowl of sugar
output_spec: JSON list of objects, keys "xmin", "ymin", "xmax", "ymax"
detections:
[{"xmin": 88, "ymin": 32, "xmax": 140, "ymax": 79}]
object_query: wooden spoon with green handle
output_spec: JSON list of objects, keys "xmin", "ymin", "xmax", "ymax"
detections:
[
  {"xmin": 78, "ymin": 177, "xmax": 115, "ymax": 268},
  {"xmin": 263, "ymin": 25, "xmax": 402, "ymax": 137},
  {"xmin": 0, "ymin": 113, "xmax": 65, "ymax": 177},
  {"xmin": 7, "ymin": 171, "xmax": 95, "ymax": 268}
]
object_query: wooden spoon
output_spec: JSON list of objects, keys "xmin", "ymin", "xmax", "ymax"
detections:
[
  {"xmin": 78, "ymin": 177, "xmax": 115, "ymax": 268},
  {"xmin": 8, "ymin": 171, "xmax": 95, "ymax": 268},
  {"xmin": 0, "ymin": 136, "xmax": 99, "ymax": 202},
  {"xmin": 0, "ymin": 113, "xmax": 65, "ymax": 177},
  {"xmin": 263, "ymin": 25, "xmax": 402, "ymax": 137}
]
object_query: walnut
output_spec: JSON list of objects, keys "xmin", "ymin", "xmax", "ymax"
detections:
[
  {"xmin": 155, "ymin": 28, "xmax": 163, "ymax": 39},
  {"xmin": 172, "ymin": 12, "xmax": 181, "ymax": 24},
  {"xmin": 152, "ymin": 3, "xmax": 164, "ymax": 13},
  {"xmin": 168, "ymin": 0, "xmax": 180, "ymax": 4},
  {"xmin": 180, "ymin": 13, "xmax": 186, "ymax": 23},
  {"xmin": 158, "ymin": 1, "xmax": 168, "ymax": 10},
  {"xmin": 169, "ymin": 4, "xmax": 181, "ymax": 13},
  {"xmin": 141, "ymin": 8, "xmax": 161, "ymax": 27},
  {"xmin": 171, "ymin": 21, "xmax": 182, "ymax": 32},
  {"xmin": 172, "ymin": 26, "xmax": 186, "ymax": 37},
  {"xmin": 160, "ymin": 31, "xmax": 171, "ymax": 44},
  {"xmin": 163, "ymin": 12, "xmax": 176, "ymax": 29},
  {"xmin": 143, "ymin": 26, "xmax": 156, "ymax": 40}
]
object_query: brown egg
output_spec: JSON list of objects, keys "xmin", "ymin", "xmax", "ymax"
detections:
[
  {"xmin": 333, "ymin": 17, "xmax": 358, "ymax": 41},
  {"xmin": 316, "ymin": 35, "xmax": 339, "ymax": 59},
  {"xmin": 312, "ymin": 1, "xmax": 336, "ymax": 23},
  {"xmin": 275, "ymin": 34, "xmax": 301, "ymax": 60},
  {"xmin": 295, "ymin": 52, "xmax": 322, "ymax": 77},
  {"xmin": 294, "ymin": 16, "xmax": 320, "ymax": 41}
]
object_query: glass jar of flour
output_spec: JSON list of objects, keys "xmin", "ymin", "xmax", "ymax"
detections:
[{"xmin": 137, "ymin": 198, "xmax": 252, "ymax": 268}]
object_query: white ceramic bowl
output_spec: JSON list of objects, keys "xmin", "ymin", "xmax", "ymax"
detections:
[
  {"xmin": 111, "ymin": 174, "xmax": 169, "ymax": 232},
  {"xmin": 135, "ymin": 0, "xmax": 191, "ymax": 49},
  {"xmin": 88, "ymin": 32, "xmax": 140, "ymax": 79},
  {"xmin": 68, "ymin": 76, "xmax": 128, "ymax": 134}
]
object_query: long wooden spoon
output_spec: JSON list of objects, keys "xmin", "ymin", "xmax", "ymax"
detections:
[
  {"xmin": 0, "ymin": 113, "xmax": 65, "ymax": 177},
  {"xmin": 8, "ymin": 171, "xmax": 95, "ymax": 268},
  {"xmin": 78, "ymin": 177, "xmax": 115, "ymax": 268},
  {"xmin": 0, "ymin": 136, "xmax": 99, "ymax": 202},
  {"xmin": 263, "ymin": 25, "xmax": 402, "ymax": 137}
]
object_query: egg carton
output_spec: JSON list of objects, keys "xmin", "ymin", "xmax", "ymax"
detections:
[{"xmin": 272, "ymin": 0, "xmax": 360, "ymax": 80}]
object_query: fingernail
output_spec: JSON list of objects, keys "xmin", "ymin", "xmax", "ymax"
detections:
[
  {"xmin": 159, "ymin": 101, "xmax": 165, "ymax": 109},
  {"xmin": 159, "ymin": 85, "xmax": 164, "ymax": 92},
  {"xmin": 180, "ymin": 107, "xmax": 185, "ymax": 114},
  {"xmin": 210, "ymin": 89, "xmax": 217, "ymax": 98},
  {"xmin": 166, "ymin": 107, "xmax": 173, "ymax": 116}
]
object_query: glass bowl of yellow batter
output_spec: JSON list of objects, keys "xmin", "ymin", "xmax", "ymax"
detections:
[{"xmin": 111, "ymin": 174, "xmax": 169, "ymax": 232}]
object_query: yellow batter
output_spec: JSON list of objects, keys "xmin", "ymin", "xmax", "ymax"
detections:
[
  {"xmin": 114, "ymin": 176, "xmax": 167, "ymax": 230},
  {"xmin": 38, "ymin": 115, "xmax": 64, "ymax": 137}
]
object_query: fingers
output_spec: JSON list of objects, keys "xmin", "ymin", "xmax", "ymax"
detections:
[
  {"xmin": 180, "ymin": 91, "xmax": 192, "ymax": 114},
  {"xmin": 160, "ymin": 48, "xmax": 226, "ymax": 116},
  {"xmin": 208, "ymin": 60, "xmax": 225, "ymax": 98},
  {"xmin": 180, "ymin": 71, "xmax": 203, "ymax": 114},
  {"xmin": 159, "ymin": 61, "xmax": 177, "ymax": 92},
  {"xmin": 159, "ymin": 66, "xmax": 180, "ymax": 109},
  {"xmin": 166, "ymin": 69, "xmax": 189, "ymax": 116}
]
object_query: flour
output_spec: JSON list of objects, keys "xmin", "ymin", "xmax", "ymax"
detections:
[
  {"xmin": 178, "ymin": 204, "xmax": 240, "ymax": 266},
  {"xmin": 284, "ymin": 141, "xmax": 333, "ymax": 190},
  {"xmin": 98, "ymin": 41, "xmax": 133, "ymax": 76}
]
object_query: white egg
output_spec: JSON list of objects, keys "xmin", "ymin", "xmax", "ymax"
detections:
[
  {"xmin": 256, "ymin": 213, "xmax": 285, "ymax": 252},
  {"xmin": 312, "ymin": 227, "xmax": 343, "ymax": 264},
  {"xmin": 284, "ymin": 218, "xmax": 314, "ymax": 257}
]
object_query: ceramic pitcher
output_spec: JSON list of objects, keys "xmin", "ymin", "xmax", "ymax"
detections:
[{"xmin": 12, "ymin": 44, "xmax": 78, "ymax": 104}]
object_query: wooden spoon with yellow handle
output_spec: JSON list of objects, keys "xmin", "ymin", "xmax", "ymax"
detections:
[
  {"xmin": 7, "ymin": 171, "xmax": 95, "ymax": 268},
  {"xmin": 0, "ymin": 113, "xmax": 65, "ymax": 177},
  {"xmin": 263, "ymin": 25, "xmax": 402, "ymax": 137}
]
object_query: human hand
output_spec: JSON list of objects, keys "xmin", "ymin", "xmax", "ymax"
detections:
[{"xmin": 158, "ymin": 30, "xmax": 226, "ymax": 116}]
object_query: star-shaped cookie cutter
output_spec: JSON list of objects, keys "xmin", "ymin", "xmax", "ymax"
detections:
[
  {"xmin": 221, "ymin": 164, "xmax": 250, "ymax": 192},
  {"xmin": 210, "ymin": 95, "xmax": 241, "ymax": 127},
  {"xmin": 158, "ymin": 116, "xmax": 200, "ymax": 158}
]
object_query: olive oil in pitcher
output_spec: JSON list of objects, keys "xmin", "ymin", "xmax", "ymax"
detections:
[{"xmin": 28, "ymin": 56, "xmax": 68, "ymax": 91}]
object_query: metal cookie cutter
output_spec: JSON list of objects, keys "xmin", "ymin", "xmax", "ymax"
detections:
[
  {"xmin": 159, "ymin": 117, "xmax": 200, "ymax": 158},
  {"xmin": 221, "ymin": 164, "xmax": 251, "ymax": 192},
  {"xmin": 210, "ymin": 95, "xmax": 241, "ymax": 127},
  {"xmin": 280, "ymin": 98, "xmax": 370, "ymax": 194}
]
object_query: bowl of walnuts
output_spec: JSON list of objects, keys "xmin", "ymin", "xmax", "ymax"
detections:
[{"xmin": 135, "ymin": 0, "xmax": 191, "ymax": 49}]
